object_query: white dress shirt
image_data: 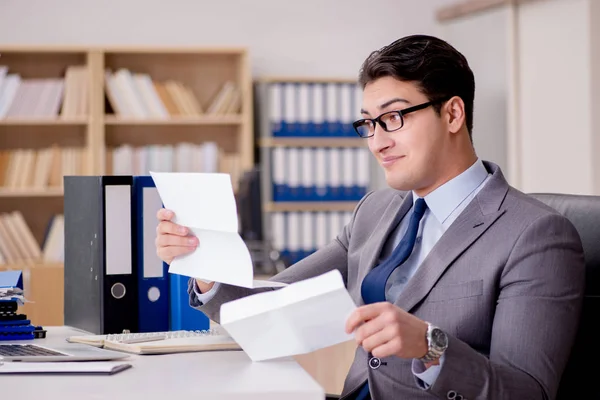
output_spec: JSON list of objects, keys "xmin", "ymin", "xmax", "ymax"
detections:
[{"xmin": 193, "ymin": 158, "xmax": 491, "ymax": 388}]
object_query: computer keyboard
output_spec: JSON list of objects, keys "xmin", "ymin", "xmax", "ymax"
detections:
[{"xmin": 0, "ymin": 344, "xmax": 67, "ymax": 357}]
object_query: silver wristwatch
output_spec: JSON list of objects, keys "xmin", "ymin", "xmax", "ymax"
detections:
[{"xmin": 419, "ymin": 323, "xmax": 448, "ymax": 363}]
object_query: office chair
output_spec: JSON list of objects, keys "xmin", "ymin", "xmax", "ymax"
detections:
[{"xmin": 528, "ymin": 193, "xmax": 600, "ymax": 399}]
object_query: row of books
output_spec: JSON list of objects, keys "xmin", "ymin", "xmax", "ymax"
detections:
[
  {"xmin": 267, "ymin": 82, "xmax": 362, "ymax": 137},
  {"xmin": 0, "ymin": 65, "xmax": 88, "ymax": 119},
  {"xmin": 108, "ymin": 142, "xmax": 243, "ymax": 191},
  {"xmin": 105, "ymin": 68, "xmax": 241, "ymax": 119},
  {"xmin": 0, "ymin": 146, "xmax": 86, "ymax": 190},
  {"xmin": 0, "ymin": 211, "xmax": 63, "ymax": 265},
  {"xmin": 271, "ymin": 211, "xmax": 353, "ymax": 265},
  {"xmin": 271, "ymin": 147, "xmax": 370, "ymax": 201}
]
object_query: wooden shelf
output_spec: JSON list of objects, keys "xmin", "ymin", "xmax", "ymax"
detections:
[
  {"xmin": 0, "ymin": 187, "xmax": 64, "ymax": 197},
  {"xmin": 104, "ymin": 115, "xmax": 243, "ymax": 126},
  {"xmin": 0, "ymin": 262, "xmax": 63, "ymax": 269},
  {"xmin": 264, "ymin": 201, "xmax": 358, "ymax": 212},
  {"xmin": 259, "ymin": 137, "xmax": 365, "ymax": 148},
  {"xmin": 257, "ymin": 76, "xmax": 357, "ymax": 84},
  {"xmin": 0, "ymin": 118, "xmax": 88, "ymax": 126}
]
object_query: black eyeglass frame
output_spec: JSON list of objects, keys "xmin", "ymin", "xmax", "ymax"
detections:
[{"xmin": 352, "ymin": 97, "xmax": 452, "ymax": 138}]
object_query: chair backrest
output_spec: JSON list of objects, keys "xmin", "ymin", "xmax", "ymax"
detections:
[
  {"xmin": 236, "ymin": 166, "xmax": 263, "ymax": 241},
  {"xmin": 528, "ymin": 193, "xmax": 600, "ymax": 399}
]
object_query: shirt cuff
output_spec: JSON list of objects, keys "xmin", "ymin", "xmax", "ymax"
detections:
[
  {"xmin": 192, "ymin": 279, "xmax": 221, "ymax": 305},
  {"xmin": 412, "ymin": 354, "xmax": 445, "ymax": 389}
]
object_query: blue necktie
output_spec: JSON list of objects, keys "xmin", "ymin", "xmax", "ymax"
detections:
[
  {"xmin": 352, "ymin": 198, "xmax": 428, "ymax": 400},
  {"xmin": 361, "ymin": 198, "xmax": 428, "ymax": 305}
]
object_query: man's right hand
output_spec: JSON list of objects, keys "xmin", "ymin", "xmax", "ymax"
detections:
[{"xmin": 155, "ymin": 208, "xmax": 214, "ymax": 293}]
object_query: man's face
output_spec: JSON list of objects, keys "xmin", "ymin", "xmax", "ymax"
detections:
[{"xmin": 361, "ymin": 76, "xmax": 448, "ymax": 193}]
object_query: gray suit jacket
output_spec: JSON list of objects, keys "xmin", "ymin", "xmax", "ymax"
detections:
[{"xmin": 189, "ymin": 161, "xmax": 585, "ymax": 400}]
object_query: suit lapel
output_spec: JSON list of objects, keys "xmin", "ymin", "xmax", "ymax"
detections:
[
  {"xmin": 360, "ymin": 192, "xmax": 413, "ymax": 275},
  {"xmin": 394, "ymin": 161, "xmax": 510, "ymax": 312}
]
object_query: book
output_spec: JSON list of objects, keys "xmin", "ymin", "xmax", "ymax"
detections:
[
  {"xmin": 0, "ymin": 361, "xmax": 131, "ymax": 375},
  {"xmin": 66, "ymin": 329, "xmax": 241, "ymax": 355}
]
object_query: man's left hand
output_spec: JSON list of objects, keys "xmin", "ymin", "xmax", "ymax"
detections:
[{"xmin": 345, "ymin": 302, "xmax": 430, "ymax": 360}]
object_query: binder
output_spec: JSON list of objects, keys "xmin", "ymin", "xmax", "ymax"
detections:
[
  {"xmin": 311, "ymin": 83, "xmax": 326, "ymax": 137},
  {"xmin": 272, "ymin": 147, "xmax": 288, "ymax": 202},
  {"xmin": 342, "ymin": 148, "xmax": 355, "ymax": 200},
  {"xmin": 300, "ymin": 148, "xmax": 315, "ymax": 201},
  {"xmin": 340, "ymin": 83, "xmax": 354, "ymax": 137},
  {"xmin": 287, "ymin": 148, "xmax": 300, "ymax": 201},
  {"xmin": 325, "ymin": 83, "xmax": 340, "ymax": 136},
  {"xmin": 269, "ymin": 83, "xmax": 283, "ymax": 137},
  {"xmin": 356, "ymin": 148, "xmax": 370, "ymax": 198},
  {"xmin": 133, "ymin": 176, "xmax": 169, "ymax": 333},
  {"xmin": 328, "ymin": 148, "xmax": 342, "ymax": 201},
  {"xmin": 64, "ymin": 176, "xmax": 138, "ymax": 335},
  {"xmin": 282, "ymin": 82, "xmax": 297, "ymax": 137},
  {"xmin": 168, "ymin": 273, "xmax": 209, "ymax": 331},
  {"xmin": 287, "ymin": 212, "xmax": 301, "ymax": 264},
  {"xmin": 314, "ymin": 148, "xmax": 328, "ymax": 201},
  {"xmin": 297, "ymin": 83, "xmax": 311, "ymax": 137}
]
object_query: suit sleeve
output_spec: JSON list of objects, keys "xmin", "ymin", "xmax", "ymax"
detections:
[
  {"xmin": 187, "ymin": 191, "xmax": 375, "ymax": 324},
  {"xmin": 425, "ymin": 213, "xmax": 585, "ymax": 400}
]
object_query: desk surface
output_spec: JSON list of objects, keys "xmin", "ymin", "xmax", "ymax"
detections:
[{"xmin": 2, "ymin": 326, "xmax": 325, "ymax": 400}]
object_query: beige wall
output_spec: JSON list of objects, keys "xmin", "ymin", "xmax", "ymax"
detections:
[
  {"xmin": 440, "ymin": 0, "xmax": 600, "ymax": 195},
  {"xmin": 0, "ymin": 0, "xmax": 454, "ymax": 79},
  {"xmin": 439, "ymin": 6, "xmax": 511, "ymax": 178},
  {"xmin": 517, "ymin": 0, "xmax": 594, "ymax": 194}
]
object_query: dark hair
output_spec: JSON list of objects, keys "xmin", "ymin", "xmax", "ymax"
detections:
[{"xmin": 358, "ymin": 34, "xmax": 475, "ymax": 140}]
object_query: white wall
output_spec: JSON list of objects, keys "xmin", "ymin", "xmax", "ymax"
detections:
[
  {"xmin": 590, "ymin": 0, "xmax": 600, "ymax": 194},
  {"xmin": 518, "ymin": 0, "xmax": 594, "ymax": 194},
  {"xmin": 439, "ymin": 7, "xmax": 510, "ymax": 178},
  {"xmin": 0, "ymin": 0, "xmax": 454, "ymax": 78},
  {"xmin": 439, "ymin": 0, "xmax": 600, "ymax": 195}
]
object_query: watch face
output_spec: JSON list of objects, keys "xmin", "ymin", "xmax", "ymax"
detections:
[{"xmin": 431, "ymin": 328, "xmax": 448, "ymax": 348}]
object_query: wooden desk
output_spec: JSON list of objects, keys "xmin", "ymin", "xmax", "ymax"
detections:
[{"xmin": 2, "ymin": 326, "xmax": 325, "ymax": 400}]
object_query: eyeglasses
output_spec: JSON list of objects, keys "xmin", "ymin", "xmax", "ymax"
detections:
[{"xmin": 352, "ymin": 97, "xmax": 450, "ymax": 138}]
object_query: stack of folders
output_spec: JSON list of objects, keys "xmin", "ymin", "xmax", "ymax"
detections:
[
  {"xmin": 66, "ymin": 329, "xmax": 240, "ymax": 355},
  {"xmin": 268, "ymin": 82, "xmax": 362, "ymax": 137},
  {"xmin": 271, "ymin": 147, "xmax": 370, "ymax": 202},
  {"xmin": 0, "ymin": 271, "xmax": 35, "ymax": 340}
]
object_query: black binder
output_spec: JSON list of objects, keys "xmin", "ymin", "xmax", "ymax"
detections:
[{"xmin": 64, "ymin": 175, "xmax": 138, "ymax": 334}]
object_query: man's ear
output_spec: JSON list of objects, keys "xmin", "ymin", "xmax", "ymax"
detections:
[{"xmin": 444, "ymin": 96, "xmax": 466, "ymax": 134}]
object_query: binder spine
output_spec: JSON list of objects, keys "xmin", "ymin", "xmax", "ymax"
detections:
[
  {"xmin": 134, "ymin": 176, "xmax": 169, "ymax": 333},
  {"xmin": 102, "ymin": 175, "xmax": 138, "ymax": 334}
]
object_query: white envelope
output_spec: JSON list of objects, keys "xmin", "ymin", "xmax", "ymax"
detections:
[
  {"xmin": 220, "ymin": 269, "xmax": 357, "ymax": 361},
  {"xmin": 150, "ymin": 171, "xmax": 286, "ymax": 289}
]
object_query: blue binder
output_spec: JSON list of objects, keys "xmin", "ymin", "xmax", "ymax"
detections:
[
  {"xmin": 169, "ymin": 272, "xmax": 210, "ymax": 331},
  {"xmin": 133, "ymin": 176, "xmax": 169, "ymax": 333}
]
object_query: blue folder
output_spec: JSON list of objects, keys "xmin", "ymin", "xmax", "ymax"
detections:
[
  {"xmin": 134, "ymin": 176, "xmax": 169, "ymax": 333},
  {"xmin": 168, "ymin": 272, "xmax": 210, "ymax": 331}
]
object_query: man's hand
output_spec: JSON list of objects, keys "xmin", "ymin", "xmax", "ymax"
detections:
[
  {"xmin": 345, "ymin": 302, "xmax": 430, "ymax": 361},
  {"xmin": 155, "ymin": 208, "xmax": 213, "ymax": 293}
]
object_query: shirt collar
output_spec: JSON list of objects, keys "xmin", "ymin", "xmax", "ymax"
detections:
[{"xmin": 413, "ymin": 159, "xmax": 489, "ymax": 224}]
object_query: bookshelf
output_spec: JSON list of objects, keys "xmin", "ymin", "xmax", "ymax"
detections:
[
  {"xmin": 0, "ymin": 45, "xmax": 254, "ymax": 325},
  {"xmin": 255, "ymin": 77, "xmax": 371, "ymax": 267}
]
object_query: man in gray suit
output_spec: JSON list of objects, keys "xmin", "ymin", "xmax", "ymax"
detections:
[{"xmin": 155, "ymin": 35, "xmax": 585, "ymax": 400}]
